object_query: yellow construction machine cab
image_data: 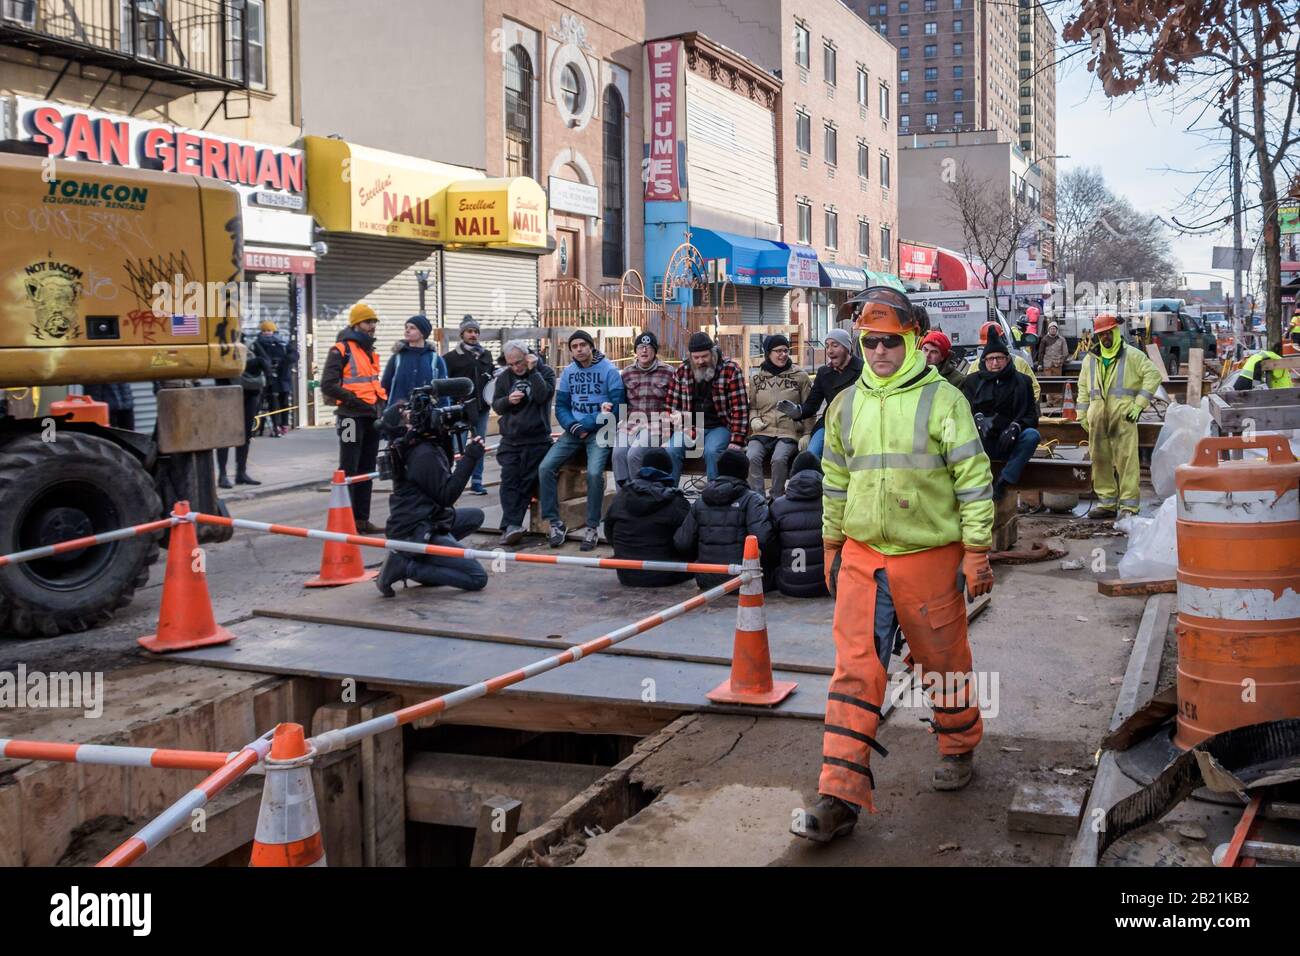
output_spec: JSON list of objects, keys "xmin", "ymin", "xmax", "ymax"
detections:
[{"xmin": 0, "ymin": 152, "xmax": 246, "ymax": 390}]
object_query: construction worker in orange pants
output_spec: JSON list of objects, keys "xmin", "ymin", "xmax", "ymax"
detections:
[{"xmin": 792, "ymin": 286, "xmax": 996, "ymax": 844}]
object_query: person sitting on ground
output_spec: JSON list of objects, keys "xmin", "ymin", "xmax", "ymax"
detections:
[
  {"xmin": 613, "ymin": 331, "xmax": 676, "ymax": 487},
  {"xmin": 960, "ymin": 332, "xmax": 1041, "ymax": 501},
  {"xmin": 1035, "ymin": 321, "xmax": 1069, "ymax": 377},
  {"xmin": 765, "ymin": 451, "xmax": 829, "ymax": 598},
  {"xmin": 920, "ymin": 330, "xmax": 967, "ymax": 389},
  {"xmin": 673, "ymin": 448, "xmax": 772, "ymax": 591},
  {"xmin": 666, "ymin": 332, "xmax": 750, "ymax": 484},
  {"xmin": 491, "ymin": 340, "xmax": 556, "ymax": 547},
  {"xmin": 746, "ymin": 334, "xmax": 810, "ymax": 499},
  {"xmin": 382, "ymin": 314, "xmax": 450, "ymax": 407},
  {"xmin": 602, "ymin": 447, "xmax": 692, "ymax": 588},
  {"xmin": 776, "ymin": 328, "xmax": 863, "ymax": 458}
]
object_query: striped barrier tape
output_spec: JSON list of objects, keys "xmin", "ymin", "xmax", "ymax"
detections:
[
  {"xmin": 0, "ymin": 516, "xmax": 177, "ymax": 569},
  {"xmin": 0, "ymin": 738, "xmax": 234, "ymax": 771}
]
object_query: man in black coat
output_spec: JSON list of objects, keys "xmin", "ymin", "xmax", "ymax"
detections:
[
  {"xmin": 491, "ymin": 340, "xmax": 556, "ymax": 546},
  {"xmin": 960, "ymin": 333, "xmax": 1040, "ymax": 500},
  {"xmin": 603, "ymin": 448, "xmax": 692, "ymax": 588},
  {"xmin": 673, "ymin": 448, "xmax": 772, "ymax": 591},
  {"xmin": 443, "ymin": 315, "xmax": 497, "ymax": 495},
  {"xmin": 765, "ymin": 451, "xmax": 828, "ymax": 598}
]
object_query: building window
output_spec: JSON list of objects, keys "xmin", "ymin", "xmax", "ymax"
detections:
[
  {"xmin": 1020, "ymin": 103, "xmax": 1032, "ymax": 115},
  {"xmin": 858, "ymin": 139, "xmax": 870, "ymax": 178},
  {"xmin": 122, "ymin": 0, "xmax": 167, "ymax": 60},
  {"xmin": 226, "ymin": 0, "xmax": 267, "ymax": 87},
  {"xmin": 953, "ymin": 41, "xmax": 963, "ymax": 55},
  {"xmin": 924, "ymin": 89, "xmax": 938, "ymax": 103},
  {"xmin": 953, "ymin": 64, "xmax": 963, "ymax": 78},
  {"xmin": 899, "ymin": 46, "xmax": 910, "ymax": 59},
  {"xmin": 1020, "ymin": 49, "xmax": 1031, "ymax": 61},
  {"xmin": 1020, "ymin": 121, "xmax": 1032, "ymax": 133},
  {"xmin": 881, "ymin": 224, "xmax": 892, "ymax": 260},
  {"xmin": 824, "ymin": 122, "xmax": 838, "ymax": 165},
  {"xmin": 954, "ymin": 110, "xmax": 964, "ymax": 124},
  {"xmin": 1020, "ymin": 12, "xmax": 1030, "ymax": 24},
  {"xmin": 899, "ymin": 1, "xmax": 909, "ymax": 11},
  {"xmin": 825, "ymin": 208, "xmax": 839, "ymax": 249},
  {"xmin": 900, "ymin": 69, "xmax": 910, "ymax": 83},
  {"xmin": 924, "ymin": 66, "xmax": 938, "ymax": 80},
  {"xmin": 859, "ymin": 218, "xmax": 871, "ymax": 257},
  {"xmin": 796, "ymin": 109, "xmax": 812, "ymax": 153},
  {"xmin": 925, "ymin": 111, "xmax": 938, "ymax": 126},
  {"xmin": 879, "ymin": 83, "xmax": 890, "ymax": 120},
  {"xmin": 504, "ymin": 45, "xmax": 534, "ymax": 178},
  {"xmin": 1020, "ymin": 68, "xmax": 1031, "ymax": 79},
  {"xmin": 924, "ymin": 21, "xmax": 937, "ymax": 35},
  {"xmin": 900, "ymin": 91, "xmax": 910, "ymax": 105},
  {"xmin": 794, "ymin": 22, "xmax": 810, "ymax": 68},
  {"xmin": 560, "ymin": 63, "xmax": 584, "ymax": 113},
  {"xmin": 924, "ymin": 44, "xmax": 937, "ymax": 58},
  {"xmin": 953, "ymin": 0, "xmax": 963, "ymax": 7},
  {"xmin": 824, "ymin": 41, "xmax": 837, "ymax": 85},
  {"xmin": 1020, "ymin": 85, "xmax": 1031, "ymax": 97},
  {"xmin": 953, "ymin": 88, "xmax": 964, "ymax": 101},
  {"xmin": 1020, "ymin": 31, "xmax": 1031, "ymax": 42},
  {"xmin": 953, "ymin": 18, "xmax": 963, "ymax": 31},
  {"xmin": 602, "ymin": 86, "xmax": 625, "ymax": 278},
  {"xmin": 858, "ymin": 66, "xmax": 869, "ymax": 106},
  {"xmin": 924, "ymin": 0, "xmax": 937, "ymax": 10},
  {"xmin": 900, "ymin": 114, "xmax": 911, "ymax": 128},
  {"xmin": 797, "ymin": 199, "xmax": 812, "ymax": 244},
  {"xmin": 1021, "ymin": 139, "xmax": 1032, "ymax": 151},
  {"xmin": 880, "ymin": 151, "xmax": 891, "ymax": 187},
  {"xmin": 899, "ymin": 23, "xmax": 909, "ymax": 36}
]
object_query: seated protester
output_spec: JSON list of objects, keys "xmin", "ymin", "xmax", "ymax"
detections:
[
  {"xmin": 602, "ymin": 448, "xmax": 692, "ymax": 588},
  {"xmin": 920, "ymin": 330, "xmax": 968, "ymax": 389},
  {"xmin": 613, "ymin": 331, "xmax": 676, "ymax": 487},
  {"xmin": 960, "ymin": 333, "xmax": 1041, "ymax": 501},
  {"xmin": 766, "ymin": 451, "xmax": 828, "ymax": 598},
  {"xmin": 673, "ymin": 448, "xmax": 772, "ymax": 591},
  {"xmin": 1233, "ymin": 342, "xmax": 1292, "ymax": 390},
  {"xmin": 491, "ymin": 340, "xmax": 556, "ymax": 547},
  {"xmin": 747, "ymin": 334, "xmax": 811, "ymax": 498},
  {"xmin": 777, "ymin": 328, "xmax": 863, "ymax": 458}
]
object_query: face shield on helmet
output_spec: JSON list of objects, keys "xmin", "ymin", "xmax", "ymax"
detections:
[{"xmin": 836, "ymin": 286, "xmax": 918, "ymax": 335}]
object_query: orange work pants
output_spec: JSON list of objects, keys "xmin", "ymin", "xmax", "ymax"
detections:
[{"xmin": 818, "ymin": 538, "xmax": 983, "ymax": 811}]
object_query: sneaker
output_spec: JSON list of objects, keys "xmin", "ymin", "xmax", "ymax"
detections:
[
  {"xmin": 580, "ymin": 526, "xmax": 599, "ymax": 551},
  {"xmin": 790, "ymin": 794, "xmax": 859, "ymax": 844},
  {"xmin": 547, "ymin": 521, "xmax": 567, "ymax": 548},
  {"xmin": 500, "ymin": 525, "xmax": 525, "ymax": 547},
  {"xmin": 467, "ymin": 484, "xmax": 489, "ymax": 496},
  {"xmin": 932, "ymin": 752, "xmax": 974, "ymax": 791},
  {"xmin": 217, "ymin": 474, "xmax": 233, "ymax": 489}
]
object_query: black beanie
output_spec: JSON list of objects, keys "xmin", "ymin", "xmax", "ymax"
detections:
[
  {"xmin": 406, "ymin": 314, "xmax": 433, "ymax": 339},
  {"xmin": 635, "ymin": 331, "xmax": 659, "ymax": 352},
  {"xmin": 764, "ymin": 333, "xmax": 790, "ymax": 354},
  {"xmin": 791, "ymin": 450, "xmax": 822, "ymax": 476},
  {"xmin": 641, "ymin": 447, "xmax": 673, "ymax": 473},
  {"xmin": 568, "ymin": 329, "xmax": 595, "ymax": 349},
  {"xmin": 982, "ymin": 333, "xmax": 1010, "ymax": 360},
  {"xmin": 717, "ymin": 448, "xmax": 748, "ymax": 480},
  {"xmin": 688, "ymin": 331, "xmax": 714, "ymax": 353}
]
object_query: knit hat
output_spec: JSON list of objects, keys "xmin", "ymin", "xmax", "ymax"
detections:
[
  {"xmin": 459, "ymin": 315, "xmax": 480, "ymax": 333},
  {"xmin": 349, "ymin": 303, "xmax": 377, "ymax": 327},
  {"xmin": 641, "ymin": 447, "xmax": 673, "ymax": 473},
  {"xmin": 634, "ymin": 331, "xmax": 659, "ymax": 352},
  {"xmin": 717, "ymin": 448, "xmax": 748, "ymax": 481},
  {"xmin": 568, "ymin": 329, "xmax": 595, "ymax": 349},
  {"xmin": 259, "ymin": 319, "xmax": 277, "ymax": 333},
  {"xmin": 791, "ymin": 450, "xmax": 822, "ymax": 476},
  {"xmin": 406, "ymin": 314, "xmax": 433, "ymax": 339},
  {"xmin": 982, "ymin": 333, "xmax": 1010, "ymax": 360},
  {"xmin": 824, "ymin": 328, "xmax": 853, "ymax": 353},
  {"xmin": 688, "ymin": 331, "xmax": 714, "ymax": 353},
  {"xmin": 921, "ymin": 330, "xmax": 952, "ymax": 361},
  {"xmin": 764, "ymin": 333, "xmax": 790, "ymax": 354}
]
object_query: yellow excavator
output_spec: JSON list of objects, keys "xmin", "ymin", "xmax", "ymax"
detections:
[{"xmin": 0, "ymin": 152, "xmax": 248, "ymax": 638}]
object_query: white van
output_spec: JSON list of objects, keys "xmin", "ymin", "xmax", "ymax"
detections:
[{"xmin": 909, "ymin": 289, "xmax": 1020, "ymax": 361}]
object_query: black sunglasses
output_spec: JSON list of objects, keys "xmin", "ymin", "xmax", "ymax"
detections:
[{"xmin": 861, "ymin": 334, "xmax": 906, "ymax": 351}]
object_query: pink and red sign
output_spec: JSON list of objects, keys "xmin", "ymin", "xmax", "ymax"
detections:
[
  {"xmin": 644, "ymin": 40, "xmax": 686, "ymax": 202},
  {"xmin": 898, "ymin": 243, "xmax": 938, "ymax": 282}
]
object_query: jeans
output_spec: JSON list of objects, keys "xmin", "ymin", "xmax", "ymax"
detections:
[
  {"xmin": 611, "ymin": 428, "xmax": 661, "ymax": 485},
  {"xmin": 538, "ymin": 432, "xmax": 612, "ymax": 529},
  {"xmin": 497, "ymin": 440, "xmax": 551, "ymax": 528},
  {"xmin": 470, "ymin": 407, "xmax": 490, "ymax": 486},
  {"xmin": 746, "ymin": 436, "xmax": 798, "ymax": 497},
  {"xmin": 996, "ymin": 427, "xmax": 1041, "ymax": 486},
  {"xmin": 667, "ymin": 426, "xmax": 732, "ymax": 483},
  {"xmin": 808, "ymin": 425, "xmax": 825, "ymax": 458},
  {"xmin": 873, "ymin": 569, "xmax": 899, "ymax": 669},
  {"xmin": 403, "ymin": 507, "xmax": 487, "ymax": 591}
]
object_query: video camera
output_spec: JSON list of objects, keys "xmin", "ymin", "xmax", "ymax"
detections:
[{"xmin": 378, "ymin": 377, "xmax": 476, "ymax": 481}]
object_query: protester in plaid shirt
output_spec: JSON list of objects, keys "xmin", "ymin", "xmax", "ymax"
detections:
[
  {"xmin": 613, "ymin": 331, "xmax": 678, "ymax": 486},
  {"xmin": 666, "ymin": 332, "xmax": 750, "ymax": 483}
]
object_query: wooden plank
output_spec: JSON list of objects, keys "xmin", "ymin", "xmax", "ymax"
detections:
[
  {"xmin": 0, "ymin": 783, "xmax": 22, "ymax": 867},
  {"xmin": 405, "ymin": 752, "xmax": 607, "ymax": 832},
  {"xmin": 1260, "ymin": 354, "xmax": 1300, "ymax": 371},
  {"xmin": 470, "ymin": 796, "xmax": 523, "ymax": 867},
  {"xmin": 17, "ymin": 761, "xmax": 78, "ymax": 867},
  {"xmin": 375, "ymin": 687, "xmax": 682, "ymax": 736},
  {"xmin": 313, "ymin": 748, "xmax": 364, "ymax": 867},
  {"xmin": 1146, "ymin": 344, "xmax": 1171, "ymax": 382},
  {"xmin": 212, "ymin": 686, "xmax": 258, "ymax": 753},
  {"xmin": 1097, "ymin": 576, "xmax": 1176, "ymax": 597},
  {"xmin": 358, "ymin": 694, "xmax": 406, "ymax": 867},
  {"xmin": 1186, "ymin": 348, "xmax": 1204, "ymax": 406}
]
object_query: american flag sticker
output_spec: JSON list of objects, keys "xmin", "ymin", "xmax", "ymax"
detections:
[{"xmin": 171, "ymin": 314, "xmax": 200, "ymax": 335}]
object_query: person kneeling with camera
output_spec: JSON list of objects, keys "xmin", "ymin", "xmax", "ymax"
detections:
[{"xmin": 376, "ymin": 395, "xmax": 489, "ymax": 597}]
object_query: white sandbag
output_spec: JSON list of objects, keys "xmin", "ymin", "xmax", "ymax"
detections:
[
  {"xmin": 1151, "ymin": 400, "xmax": 1212, "ymax": 500},
  {"xmin": 1118, "ymin": 496, "xmax": 1178, "ymax": 579}
]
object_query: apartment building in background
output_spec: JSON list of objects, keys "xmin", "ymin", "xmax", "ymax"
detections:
[{"xmin": 1018, "ymin": 0, "xmax": 1056, "ymax": 240}]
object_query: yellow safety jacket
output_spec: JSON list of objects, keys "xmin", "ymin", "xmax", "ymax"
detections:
[
  {"xmin": 1075, "ymin": 342, "xmax": 1163, "ymax": 420},
  {"xmin": 1013, "ymin": 354, "xmax": 1040, "ymax": 401},
  {"xmin": 823, "ymin": 363, "xmax": 994, "ymax": 555},
  {"xmin": 1239, "ymin": 351, "xmax": 1290, "ymax": 390}
]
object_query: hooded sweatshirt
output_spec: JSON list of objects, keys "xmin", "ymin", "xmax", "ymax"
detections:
[
  {"xmin": 674, "ymin": 475, "xmax": 772, "ymax": 590},
  {"xmin": 767, "ymin": 468, "xmax": 828, "ymax": 597},
  {"xmin": 603, "ymin": 473, "xmax": 693, "ymax": 587},
  {"xmin": 555, "ymin": 350, "xmax": 625, "ymax": 437},
  {"xmin": 749, "ymin": 359, "xmax": 812, "ymax": 440},
  {"xmin": 382, "ymin": 341, "xmax": 450, "ymax": 407}
]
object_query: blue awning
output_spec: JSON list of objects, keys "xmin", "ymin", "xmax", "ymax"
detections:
[
  {"xmin": 691, "ymin": 229, "xmax": 821, "ymax": 288},
  {"xmin": 819, "ymin": 262, "xmax": 866, "ymax": 290}
]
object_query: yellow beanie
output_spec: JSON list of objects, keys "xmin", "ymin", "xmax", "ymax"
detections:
[
  {"xmin": 349, "ymin": 303, "xmax": 378, "ymax": 327},
  {"xmin": 259, "ymin": 319, "xmax": 277, "ymax": 333}
]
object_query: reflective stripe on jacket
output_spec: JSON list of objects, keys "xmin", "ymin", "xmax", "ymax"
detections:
[
  {"xmin": 1074, "ymin": 343, "xmax": 1163, "ymax": 419},
  {"xmin": 822, "ymin": 364, "xmax": 994, "ymax": 555},
  {"xmin": 332, "ymin": 339, "xmax": 388, "ymax": 406}
]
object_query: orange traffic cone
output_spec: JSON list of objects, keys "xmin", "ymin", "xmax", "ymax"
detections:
[
  {"xmin": 305, "ymin": 470, "xmax": 379, "ymax": 587},
  {"xmin": 707, "ymin": 535, "xmax": 797, "ymax": 706},
  {"xmin": 138, "ymin": 501, "xmax": 235, "ymax": 653},
  {"xmin": 249, "ymin": 723, "xmax": 327, "ymax": 868},
  {"xmin": 1062, "ymin": 382, "xmax": 1077, "ymax": 421}
]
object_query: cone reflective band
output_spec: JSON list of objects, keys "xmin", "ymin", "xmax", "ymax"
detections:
[
  {"xmin": 305, "ymin": 470, "xmax": 379, "ymax": 587},
  {"xmin": 707, "ymin": 535, "xmax": 797, "ymax": 706},
  {"xmin": 250, "ymin": 723, "xmax": 326, "ymax": 867},
  {"xmin": 138, "ymin": 502, "xmax": 234, "ymax": 653}
]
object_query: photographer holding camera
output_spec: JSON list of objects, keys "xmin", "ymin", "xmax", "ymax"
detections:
[{"xmin": 376, "ymin": 380, "xmax": 489, "ymax": 597}]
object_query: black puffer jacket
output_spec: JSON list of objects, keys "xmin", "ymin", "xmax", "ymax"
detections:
[
  {"xmin": 673, "ymin": 476, "xmax": 772, "ymax": 590},
  {"xmin": 603, "ymin": 479, "xmax": 693, "ymax": 587},
  {"xmin": 766, "ymin": 469, "xmax": 828, "ymax": 598}
]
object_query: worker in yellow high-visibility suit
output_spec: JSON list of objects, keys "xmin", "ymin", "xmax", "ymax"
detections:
[
  {"xmin": 1233, "ymin": 342, "xmax": 1293, "ymax": 390},
  {"xmin": 792, "ymin": 286, "xmax": 995, "ymax": 844},
  {"xmin": 1075, "ymin": 314, "xmax": 1163, "ymax": 519}
]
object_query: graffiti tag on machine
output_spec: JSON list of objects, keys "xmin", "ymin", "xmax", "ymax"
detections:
[{"xmin": 24, "ymin": 260, "xmax": 83, "ymax": 340}]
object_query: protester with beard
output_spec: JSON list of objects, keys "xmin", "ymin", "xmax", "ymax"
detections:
[
  {"xmin": 665, "ymin": 332, "xmax": 749, "ymax": 484},
  {"xmin": 602, "ymin": 447, "xmax": 693, "ymax": 587},
  {"xmin": 443, "ymin": 315, "xmax": 496, "ymax": 496},
  {"xmin": 920, "ymin": 331, "xmax": 968, "ymax": 390},
  {"xmin": 746, "ymin": 334, "xmax": 810, "ymax": 498},
  {"xmin": 960, "ymin": 332, "xmax": 1040, "ymax": 501},
  {"xmin": 320, "ymin": 303, "xmax": 387, "ymax": 533}
]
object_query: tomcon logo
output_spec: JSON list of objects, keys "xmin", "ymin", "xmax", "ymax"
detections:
[{"xmin": 49, "ymin": 887, "xmax": 151, "ymax": 936}]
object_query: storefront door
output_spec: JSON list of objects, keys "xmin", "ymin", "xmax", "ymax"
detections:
[{"xmin": 557, "ymin": 228, "xmax": 581, "ymax": 283}]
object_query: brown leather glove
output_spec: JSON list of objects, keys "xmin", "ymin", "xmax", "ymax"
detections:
[
  {"xmin": 962, "ymin": 546, "xmax": 994, "ymax": 599},
  {"xmin": 824, "ymin": 543, "xmax": 844, "ymax": 597}
]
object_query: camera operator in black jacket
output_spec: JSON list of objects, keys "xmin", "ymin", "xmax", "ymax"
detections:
[{"xmin": 376, "ymin": 401, "xmax": 488, "ymax": 597}]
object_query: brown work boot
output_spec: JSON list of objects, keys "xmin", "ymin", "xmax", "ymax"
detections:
[
  {"xmin": 932, "ymin": 752, "xmax": 974, "ymax": 791},
  {"xmin": 791, "ymin": 794, "xmax": 860, "ymax": 844}
]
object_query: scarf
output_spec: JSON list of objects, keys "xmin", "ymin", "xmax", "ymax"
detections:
[{"xmin": 761, "ymin": 357, "xmax": 792, "ymax": 377}]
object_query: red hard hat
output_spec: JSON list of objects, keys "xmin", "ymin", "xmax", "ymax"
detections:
[
  {"xmin": 978, "ymin": 321, "xmax": 1004, "ymax": 345},
  {"xmin": 1093, "ymin": 314, "xmax": 1120, "ymax": 334}
]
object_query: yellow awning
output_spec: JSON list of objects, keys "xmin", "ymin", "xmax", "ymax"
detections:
[{"xmin": 303, "ymin": 137, "xmax": 548, "ymax": 248}]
